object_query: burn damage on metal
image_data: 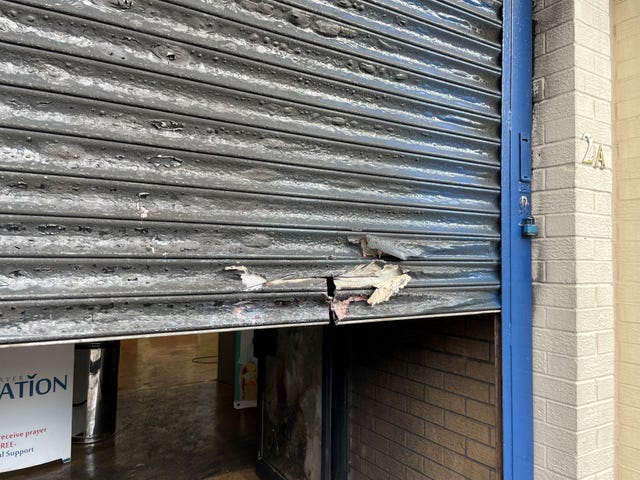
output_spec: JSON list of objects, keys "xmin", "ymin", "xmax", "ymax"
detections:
[
  {"xmin": 0, "ymin": 0, "xmax": 502, "ymax": 343},
  {"xmin": 261, "ymin": 326, "xmax": 324, "ymax": 480}
]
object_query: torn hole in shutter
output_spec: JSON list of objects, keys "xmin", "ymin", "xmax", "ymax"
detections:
[{"xmin": 226, "ymin": 261, "xmax": 410, "ymax": 321}]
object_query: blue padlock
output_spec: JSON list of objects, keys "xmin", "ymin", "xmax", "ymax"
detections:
[{"xmin": 522, "ymin": 217, "xmax": 539, "ymax": 237}]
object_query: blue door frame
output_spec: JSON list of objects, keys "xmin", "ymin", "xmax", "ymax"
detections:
[{"xmin": 501, "ymin": 0, "xmax": 534, "ymax": 478}]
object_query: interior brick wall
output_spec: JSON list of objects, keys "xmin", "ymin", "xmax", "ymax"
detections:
[{"xmin": 347, "ymin": 315, "xmax": 499, "ymax": 480}]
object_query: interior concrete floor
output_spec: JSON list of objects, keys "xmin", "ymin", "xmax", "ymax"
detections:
[{"xmin": 3, "ymin": 333, "xmax": 259, "ymax": 480}]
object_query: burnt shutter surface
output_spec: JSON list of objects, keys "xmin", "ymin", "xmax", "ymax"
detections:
[{"xmin": 0, "ymin": 0, "xmax": 502, "ymax": 343}]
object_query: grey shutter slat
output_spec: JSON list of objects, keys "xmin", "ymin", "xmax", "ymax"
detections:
[
  {"xmin": 0, "ymin": 86, "xmax": 499, "ymax": 170},
  {"xmin": 0, "ymin": 14, "xmax": 500, "ymax": 139},
  {"xmin": 0, "ymin": 217, "xmax": 500, "ymax": 261},
  {"xmin": 0, "ymin": 129, "xmax": 497, "ymax": 209},
  {"xmin": 1, "ymin": 1, "xmax": 501, "ymax": 115},
  {"xmin": 1, "ymin": 259, "xmax": 497, "ymax": 301},
  {"xmin": 0, "ymin": 0, "xmax": 502, "ymax": 343},
  {"xmin": 0, "ymin": 294, "xmax": 331, "ymax": 344},
  {"xmin": 332, "ymin": 287, "xmax": 500, "ymax": 324}
]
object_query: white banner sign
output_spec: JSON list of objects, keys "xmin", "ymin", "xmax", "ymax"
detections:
[{"xmin": 0, "ymin": 344, "xmax": 74, "ymax": 473}]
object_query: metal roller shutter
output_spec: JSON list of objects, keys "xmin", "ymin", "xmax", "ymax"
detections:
[{"xmin": 0, "ymin": 0, "xmax": 502, "ymax": 343}]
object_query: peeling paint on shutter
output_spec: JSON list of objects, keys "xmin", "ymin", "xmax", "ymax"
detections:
[{"xmin": 0, "ymin": 0, "xmax": 502, "ymax": 343}]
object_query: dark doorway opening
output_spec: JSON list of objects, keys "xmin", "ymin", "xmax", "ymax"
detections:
[
  {"xmin": 4, "ymin": 316, "xmax": 501, "ymax": 480},
  {"xmin": 255, "ymin": 326, "xmax": 327, "ymax": 480}
]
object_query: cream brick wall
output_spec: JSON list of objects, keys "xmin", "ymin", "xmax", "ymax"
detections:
[
  {"xmin": 613, "ymin": 1, "xmax": 640, "ymax": 478},
  {"xmin": 532, "ymin": 0, "xmax": 614, "ymax": 478}
]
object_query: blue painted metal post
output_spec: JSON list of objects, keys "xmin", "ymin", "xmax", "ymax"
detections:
[{"xmin": 501, "ymin": 0, "xmax": 534, "ymax": 479}]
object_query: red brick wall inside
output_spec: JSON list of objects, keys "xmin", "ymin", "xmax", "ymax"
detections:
[{"xmin": 348, "ymin": 315, "xmax": 500, "ymax": 480}]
